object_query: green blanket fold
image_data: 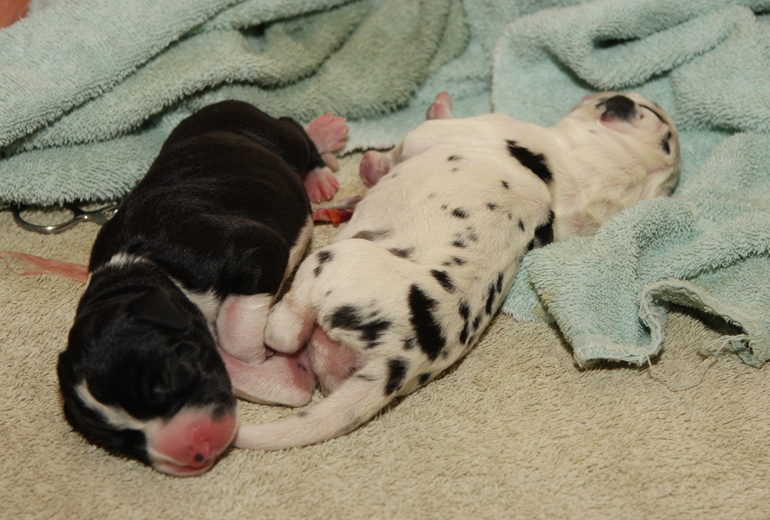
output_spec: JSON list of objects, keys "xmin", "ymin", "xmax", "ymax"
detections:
[
  {"xmin": 498, "ymin": 0, "xmax": 770, "ymax": 367},
  {"xmin": 0, "ymin": 0, "xmax": 469, "ymax": 205}
]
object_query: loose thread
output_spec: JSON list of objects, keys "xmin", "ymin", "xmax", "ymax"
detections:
[{"xmin": 646, "ymin": 335, "xmax": 749, "ymax": 392}]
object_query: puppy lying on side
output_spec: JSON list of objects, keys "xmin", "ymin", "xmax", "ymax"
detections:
[
  {"xmin": 234, "ymin": 91, "xmax": 680, "ymax": 451},
  {"xmin": 57, "ymin": 100, "xmax": 348, "ymax": 476}
]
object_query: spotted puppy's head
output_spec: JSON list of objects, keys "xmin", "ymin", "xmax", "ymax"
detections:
[
  {"xmin": 552, "ymin": 92, "xmax": 680, "ymax": 238},
  {"xmin": 58, "ymin": 272, "xmax": 238, "ymax": 477}
]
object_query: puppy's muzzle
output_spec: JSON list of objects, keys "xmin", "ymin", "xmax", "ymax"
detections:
[{"xmin": 602, "ymin": 95, "xmax": 635, "ymax": 121}]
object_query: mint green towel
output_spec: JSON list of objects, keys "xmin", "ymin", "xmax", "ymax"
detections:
[
  {"xmin": 0, "ymin": 0, "xmax": 470, "ymax": 205},
  {"xmin": 0, "ymin": 0, "xmax": 592, "ymax": 206},
  {"xmin": 498, "ymin": 0, "xmax": 770, "ymax": 367}
]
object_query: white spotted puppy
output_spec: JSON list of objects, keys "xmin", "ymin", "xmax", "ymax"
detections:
[{"xmin": 235, "ymin": 91, "xmax": 680, "ymax": 450}]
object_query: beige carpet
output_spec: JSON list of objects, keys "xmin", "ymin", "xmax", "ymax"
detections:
[{"xmin": 2, "ymin": 153, "xmax": 768, "ymax": 520}]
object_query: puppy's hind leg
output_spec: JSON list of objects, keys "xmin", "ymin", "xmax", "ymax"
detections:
[
  {"xmin": 359, "ymin": 148, "xmax": 400, "ymax": 188},
  {"xmin": 425, "ymin": 91, "xmax": 454, "ymax": 120},
  {"xmin": 216, "ymin": 224, "xmax": 316, "ymax": 406},
  {"xmin": 359, "ymin": 91, "xmax": 454, "ymax": 188},
  {"xmin": 217, "ymin": 293, "xmax": 317, "ymax": 407}
]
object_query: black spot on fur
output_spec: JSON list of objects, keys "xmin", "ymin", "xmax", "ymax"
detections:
[
  {"xmin": 496, "ymin": 272, "xmax": 504, "ymax": 293},
  {"xmin": 328, "ymin": 305, "xmax": 391, "ymax": 347},
  {"xmin": 506, "ymin": 140, "xmax": 552, "ymax": 183},
  {"xmin": 408, "ymin": 285, "xmax": 446, "ymax": 361},
  {"xmin": 662, "ymin": 131, "xmax": 672, "ymax": 154},
  {"xmin": 317, "ymin": 250, "xmax": 334, "ymax": 264},
  {"xmin": 472, "ymin": 314, "xmax": 482, "ymax": 332},
  {"xmin": 448, "ymin": 155, "xmax": 461, "ymax": 161},
  {"xmin": 473, "ymin": 314, "xmax": 483, "ymax": 332},
  {"xmin": 389, "ymin": 247, "xmax": 414, "ymax": 259},
  {"xmin": 459, "ymin": 301, "xmax": 470, "ymax": 321},
  {"xmin": 452, "ymin": 239, "xmax": 467, "ymax": 249},
  {"xmin": 452, "ymin": 208, "xmax": 468, "ymax": 219},
  {"xmin": 501, "ymin": 180, "xmax": 510, "ymax": 190},
  {"xmin": 443, "ymin": 254, "xmax": 468, "ymax": 266},
  {"xmin": 403, "ymin": 337, "xmax": 415, "ymax": 350},
  {"xmin": 314, "ymin": 244, "xmax": 333, "ymax": 276},
  {"xmin": 418, "ymin": 373, "xmax": 431, "ymax": 386},
  {"xmin": 518, "ymin": 219, "xmax": 525, "ymax": 232},
  {"xmin": 528, "ymin": 210, "xmax": 555, "ymax": 251},
  {"xmin": 441, "ymin": 204, "xmax": 448, "ymax": 210},
  {"xmin": 485, "ymin": 283, "xmax": 496, "ymax": 315},
  {"xmin": 507, "ymin": 212, "xmax": 513, "ymax": 220},
  {"xmin": 487, "ymin": 203, "xmax": 497, "ymax": 211},
  {"xmin": 431, "ymin": 269, "xmax": 455, "ymax": 293},
  {"xmin": 352, "ymin": 229, "xmax": 390, "ymax": 241},
  {"xmin": 385, "ymin": 358, "xmax": 408, "ymax": 395},
  {"xmin": 640, "ymin": 103, "xmax": 667, "ymax": 124},
  {"xmin": 459, "ymin": 302, "xmax": 471, "ymax": 344},
  {"xmin": 329, "ymin": 305, "xmax": 361, "ymax": 330}
]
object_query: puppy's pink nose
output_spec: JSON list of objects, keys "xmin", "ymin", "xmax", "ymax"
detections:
[{"xmin": 190, "ymin": 441, "xmax": 214, "ymax": 467}]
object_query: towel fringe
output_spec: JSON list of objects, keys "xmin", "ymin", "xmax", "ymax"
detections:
[{"xmin": 645, "ymin": 335, "xmax": 750, "ymax": 392}]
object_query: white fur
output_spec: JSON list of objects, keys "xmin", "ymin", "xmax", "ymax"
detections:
[{"xmin": 236, "ymin": 92, "xmax": 680, "ymax": 451}]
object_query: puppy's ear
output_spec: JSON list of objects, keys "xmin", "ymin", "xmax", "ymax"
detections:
[{"xmin": 128, "ymin": 288, "xmax": 190, "ymax": 331}]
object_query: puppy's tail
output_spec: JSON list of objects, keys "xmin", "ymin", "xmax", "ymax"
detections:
[{"xmin": 234, "ymin": 361, "xmax": 395, "ymax": 451}]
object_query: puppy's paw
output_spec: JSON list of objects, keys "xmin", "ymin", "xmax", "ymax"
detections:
[
  {"xmin": 303, "ymin": 166, "xmax": 339, "ymax": 202},
  {"xmin": 426, "ymin": 91, "xmax": 454, "ymax": 120},
  {"xmin": 359, "ymin": 150, "xmax": 392, "ymax": 188},
  {"xmin": 305, "ymin": 113, "xmax": 349, "ymax": 155}
]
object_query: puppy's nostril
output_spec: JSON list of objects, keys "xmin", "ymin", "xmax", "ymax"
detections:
[{"xmin": 603, "ymin": 95, "xmax": 635, "ymax": 120}]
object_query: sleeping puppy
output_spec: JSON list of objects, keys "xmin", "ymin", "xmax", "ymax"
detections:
[
  {"xmin": 234, "ymin": 91, "xmax": 680, "ymax": 451},
  {"xmin": 57, "ymin": 100, "xmax": 347, "ymax": 476}
]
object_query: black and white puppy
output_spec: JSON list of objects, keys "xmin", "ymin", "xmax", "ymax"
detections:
[
  {"xmin": 234, "ymin": 91, "xmax": 680, "ymax": 451},
  {"xmin": 58, "ymin": 100, "xmax": 347, "ymax": 476}
]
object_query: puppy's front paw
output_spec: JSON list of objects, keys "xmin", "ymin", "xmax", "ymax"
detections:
[{"xmin": 303, "ymin": 166, "xmax": 339, "ymax": 202}]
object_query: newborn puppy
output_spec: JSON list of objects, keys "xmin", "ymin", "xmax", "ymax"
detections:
[
  {"xmin": 57, "ymin": 100, "xmax": 347, "ymax": 476},
  {"xmin": 234, "ymin": 91, "xmax": 680, "ymax": 451}
]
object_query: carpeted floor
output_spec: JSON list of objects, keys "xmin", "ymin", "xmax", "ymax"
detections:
[{"xmin": 2, "ymin": 153, "xmax": 768, "ymax": 520}]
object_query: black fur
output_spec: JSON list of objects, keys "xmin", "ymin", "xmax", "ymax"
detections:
[
  {"xmin": 506, "ymin": 141, "xmax": 553, "ymax": 184},
  {"xmin": 407, "ymin": 284, "xmax": 446, "ymax": 361}
]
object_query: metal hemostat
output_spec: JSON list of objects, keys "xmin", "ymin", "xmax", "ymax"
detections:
[{"xmin": 12, "ymin": 202, "xmax": 120, "ymax": 234}]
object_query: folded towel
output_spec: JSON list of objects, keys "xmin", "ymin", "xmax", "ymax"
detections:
[
  {"xmin": 0, "ymin": 0, "xmax": 469, "ymax": 205},
  {"xmin": 497, "ymin": 0, "xmax": 770, "ymax": 367}
]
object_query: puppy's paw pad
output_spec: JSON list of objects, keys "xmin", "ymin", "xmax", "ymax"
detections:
[
  {"xmin": 359, "ymin": 150, "xmax": 391, "ymax": 188},
  {"xmin": 304, "ymin": 167, "xmax": 339, "ymax": 203},
  {"xmin": 305, "ymin": 113, "xmax": 349, "ymax": 154}
]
